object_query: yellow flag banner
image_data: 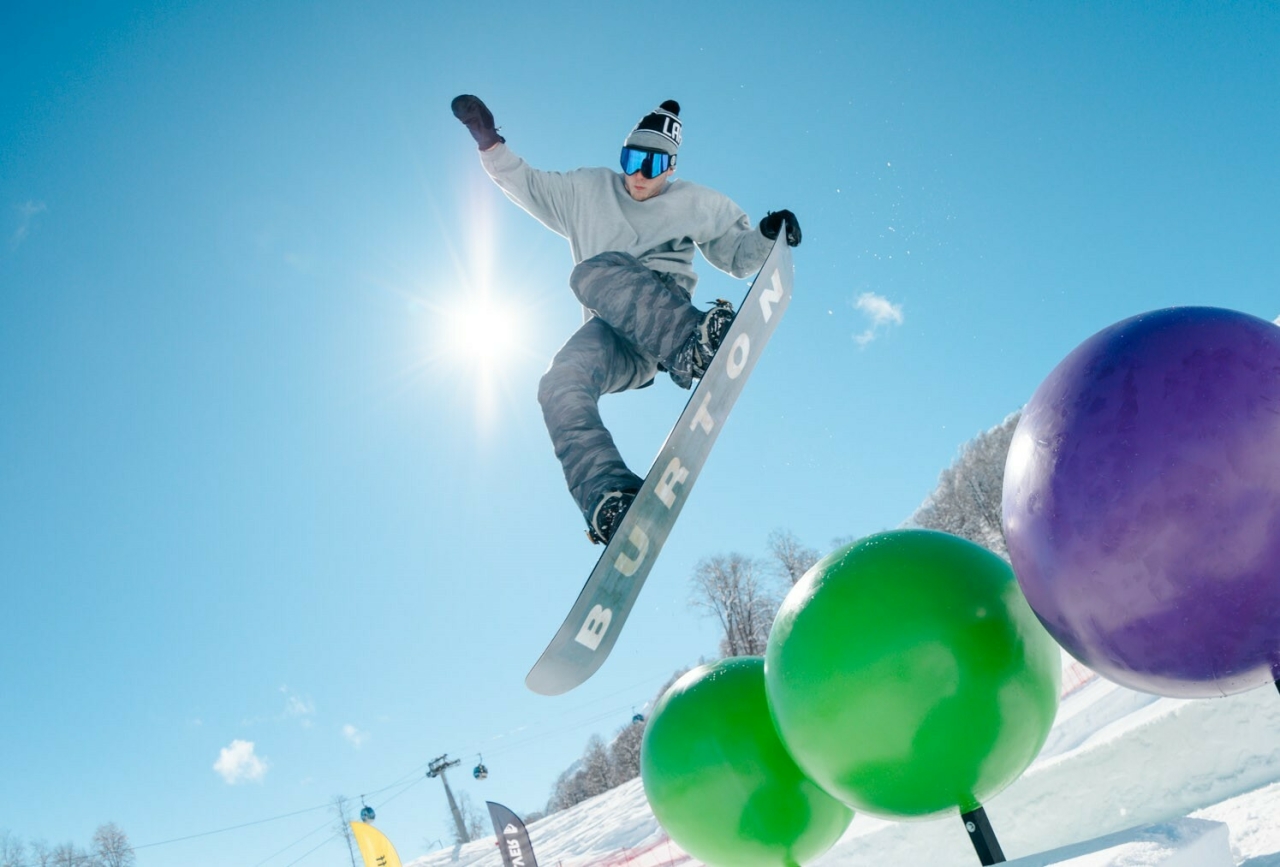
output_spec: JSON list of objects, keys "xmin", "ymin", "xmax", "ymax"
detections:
[{"xmin": 349, "ymin": 822, "xmax": 403, "ymax": 867}]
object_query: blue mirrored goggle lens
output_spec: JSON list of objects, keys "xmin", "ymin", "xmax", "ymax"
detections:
[
  {"xmin": 619, "ymin": 147, "xmax": 672, "ymax": 179},
  {"xmin": 620, "ymin": 148, "xmax": 647, "ymax": 175}
]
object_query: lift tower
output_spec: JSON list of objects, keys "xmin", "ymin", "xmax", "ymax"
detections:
[{"xmin": 427, "ymin": 754, "xmax": 469, "ymax": 844}]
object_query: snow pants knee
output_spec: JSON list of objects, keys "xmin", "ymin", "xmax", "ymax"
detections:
[{"xmin": 538, "ymin": 252, "xmax": 702, "ymax": 522}]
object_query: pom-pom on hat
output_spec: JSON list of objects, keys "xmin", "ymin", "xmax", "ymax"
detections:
[{"xmin": 624, "ymin": 100, "xmax": 682, "ymax": 155}]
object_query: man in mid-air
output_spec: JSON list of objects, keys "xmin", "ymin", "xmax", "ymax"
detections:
[{"xmin": 452, "ymin": 94, "xmax": 801, "ymax": 545}]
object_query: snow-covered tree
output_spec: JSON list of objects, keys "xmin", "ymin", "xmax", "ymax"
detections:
[
  {"xmin": 689, "ymin": 553, "xmax": 777, "ymax": 657},
  {"xmin": 545, "ymin": 715, "xmax": 651, "ymax": 814},
  {"xmin": 608, "ymin": 719, "xmax": 645, "ymax": 783},
  {"xmin": 653, "ymin": 667, "xmax": 695, "ymax": 701},
  {"xmin": 581, "ymin": 735, "xmax": 617, "ymax": 796},
  {"xmin": 767, "ymin": 529, "xmax": 820, "ymax": 585},
  {"xmin": 546, "ymin": 764, "xmax": 590, "ymax": 813},
  {"xmin": 908, "ymin": 411, "xmax": 1021, "ymax": 559}
]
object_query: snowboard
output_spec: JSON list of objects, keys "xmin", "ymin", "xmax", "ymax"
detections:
[{"xmin": 525, "ymin": 234, "xmax": 794, "ymax": 695}]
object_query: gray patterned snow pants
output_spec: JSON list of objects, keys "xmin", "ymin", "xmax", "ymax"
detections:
[{"xmin": 538, "ymin": 251, "xmax": 703, "ymax": 523}]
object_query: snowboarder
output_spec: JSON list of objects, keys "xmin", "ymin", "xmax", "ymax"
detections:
[{"xmin": 452, "ymin": 94, "xmax": 801, "ymax": 545}]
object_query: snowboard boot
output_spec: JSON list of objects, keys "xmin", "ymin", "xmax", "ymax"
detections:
[
  {"xmin": 669, "ymin": 300, "xmax": 735, "ymax": 389},
  {"xmin": 587, "ymin": 489, "xmax": 637, "ymax": 545}
]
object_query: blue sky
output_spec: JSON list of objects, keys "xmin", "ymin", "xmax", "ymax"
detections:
[{"xmin": 2, "ymin": 1, "xmax": 1277, "ymax": 864}]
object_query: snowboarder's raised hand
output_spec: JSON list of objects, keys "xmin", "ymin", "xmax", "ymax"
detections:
[
  {"xmin": 759, "ymin": 210, "xmax": 802, "ymax": 247},
  {"xmin": 451, "ymin": 94, "xmax": 505, "ymax": 151}
]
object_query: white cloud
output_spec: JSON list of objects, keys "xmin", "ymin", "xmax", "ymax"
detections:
[
  {"xmin": 281, "ymin": 686, "xmax": 315, "ymax": 726},
  {"xmin": 213, "ymin": 739, "xmax": 268, "ymax": 785},
  {"xmin": 240, "ymin": 686, "xmax": 317, "ymax": 729},
  {"xmin": 343, "ymin": 724, "xmax": 369, "ymax": 749},
  {"xmin": 9, "ymin": 201, "xmax": 46, "ymax": 249},
  {"xmin": 853, "ymin": 292, "xmax": 905, "ymax": 346}
]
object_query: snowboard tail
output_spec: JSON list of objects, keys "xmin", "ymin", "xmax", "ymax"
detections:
[{"xmin": 525, "ymin": 236, "xmax": 794, "ymax": 695}]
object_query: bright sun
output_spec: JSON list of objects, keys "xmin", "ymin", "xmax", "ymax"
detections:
[
  {"xmin": 421, "ymin": 290, "xmax": 536, "ymax": 435},
  {"xmin": 440, "ymin": 295, "xmax": 522, "ymax": 376}
]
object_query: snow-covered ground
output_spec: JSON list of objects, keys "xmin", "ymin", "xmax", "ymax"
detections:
[{"xmin": 406, "ymin": 661, "xmax": 1280, "ymax": 867}]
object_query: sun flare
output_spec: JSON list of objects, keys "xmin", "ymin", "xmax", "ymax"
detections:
[
  {"xmin": 415, "ymin": 286, "xmax": 541, "ymax": 437},
  {"xmin": 441, "ymin": 296, "xmax": 523, "ymax": 376}
]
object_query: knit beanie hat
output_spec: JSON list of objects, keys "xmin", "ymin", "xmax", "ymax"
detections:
[{"xmin": 624, "ymin": 100, "xmax": 682, "ymax": 154}]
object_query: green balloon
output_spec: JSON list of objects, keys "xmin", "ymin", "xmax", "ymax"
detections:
[
  {"xmin": 765, "ymin": 529, "xmax": 1060, "ymax": 818},
  {"xmin": 641, "ymin": 657, "xmax": 854, "ymax": 867}
]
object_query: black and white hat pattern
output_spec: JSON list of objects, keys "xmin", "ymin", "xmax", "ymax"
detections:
[{"xmin": 624, "ymin": 100, "xmax": 682, "ymax": 154}]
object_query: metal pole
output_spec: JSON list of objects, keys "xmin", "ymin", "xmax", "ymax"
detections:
[
  {"xmin": 428, "ymin": 755, "xmax": 470, "ymax": 844},
  {"xmin": 961, "ymin": 806, "xmax": 1005, "ymax": 865},
  {"xmin": 442, "ymin": 767, "xmax": 469, "ymax": 844}
]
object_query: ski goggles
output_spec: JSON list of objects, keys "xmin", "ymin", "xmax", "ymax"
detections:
[{"xmin": 619, "ymin": 146, "xmax": 675, "ymax": 179}]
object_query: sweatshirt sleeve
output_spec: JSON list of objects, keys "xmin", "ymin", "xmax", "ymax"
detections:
[
  {"xmin": 695, "ymin": 194, "xmax": 773, "ymax": 279},
  {"xmin": 479, "ymin": 143, "xmax": 576, "ymax": 237}
]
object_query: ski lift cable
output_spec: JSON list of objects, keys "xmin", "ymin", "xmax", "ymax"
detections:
[
  {"xmin": 473, "ymin": 700, "xmax": 649, "ymax": 758},
  {"xmin": 358, "ymin": 759, "xmax": 433, "ymax": 797},
  {"xmin": 131, "ymin": 759, "xmax": 430, "ymax": 856},
  {"xmin": 132, "ymin": 668, "xmax": 672, "ymax": 858},
  {"xmin": 250, "ymin": 814, "xmax": 335, "ymax": 867},
  {"xmin": 265, "ymin": 777, "xmax": 426, "ymax": 867},
  {"xmin": 373, "ymin": 774, "xmax": 426, "ymax": 810},
  {"xmin": 449, "ymin": 670, "xmax": 665, "ymax": 760},
  {"xmin": 134, "ymin": 769, "xmax": 422, "ymax": 855},
  {"xmin": 346, "ymin": 671, "xmax": 667, "ymax": 791},
  {"xmin": 278, "ymin": 828, "xmax": 344, "ymax": 867},
  {"xmin": 132, "ymin": 698, "xmax": 633, "ymax": 859},
  {"xmin": 471, "ymin": 694, "xmax": 655, "ymax": 756},
  {"xmin": 132, "ymin": 802, "xmax": 333, "ymax": 850}
]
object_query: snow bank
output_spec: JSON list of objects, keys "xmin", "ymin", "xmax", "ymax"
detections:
[
  {"xmin": 814, "ymin": 680, "xmax": 1280, "ymax": 865},
  {"xmin": 407, "ymin": 778, "xmax": 665, "ymax": 867},
  {"xmin": 406, "ymin": 676, "xmax": 1280, "ymax": 867},
  {"xmin": 1004, "ymin": 819, "xmax": 1232, "ymax": 867}
]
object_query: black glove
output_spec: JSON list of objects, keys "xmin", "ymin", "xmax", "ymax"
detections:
[
  {"xmin": 451, "ymin": 94, "xmax": 505, "ymax": 151},
  {"xmin": 759, "ymin": 210, "xmax": 802, "ymax": 247}
]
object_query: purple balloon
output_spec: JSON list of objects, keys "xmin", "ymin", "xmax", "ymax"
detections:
[{"xmin": 1003, "ymin": 307, "xmax": 1280, "ymax": 698}]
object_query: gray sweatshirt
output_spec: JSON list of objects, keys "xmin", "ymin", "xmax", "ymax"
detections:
[{"xmin": 480, "ymin": 143, "xmax": 771, "ymax": 297}]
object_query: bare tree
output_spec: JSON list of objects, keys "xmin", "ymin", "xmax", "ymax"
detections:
[
  {"xmin": 91, "ymin": 824, "xmax": 133, "ymax": 867},
  {"xmin": 767, "ymin": 529, "xmax": 820, "ymax": 586},
  {"xmin": 331, "ymin": 796, "xmax": 358, "ymax": 867},
  {"xmin": 48, "ymin": 844, "xmax": 83, "ymax": 867},
  {"xmin": 0, "ymin": 831, "xmax": 29, "ymax": 867},
  {"xmin": 690, "ymin": 553, "xmax": 777, "ymax": 658},
  {"xmin": 454, "ymin": 793, "xmax": 487, "ymax": 843},
  {"xmin": 909, "ymin": 411, "xmax": 1021, "ymax": 559},
  {"xmin": 26, "ymin": 842, "xmax": 51, "ymax": 867}
]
